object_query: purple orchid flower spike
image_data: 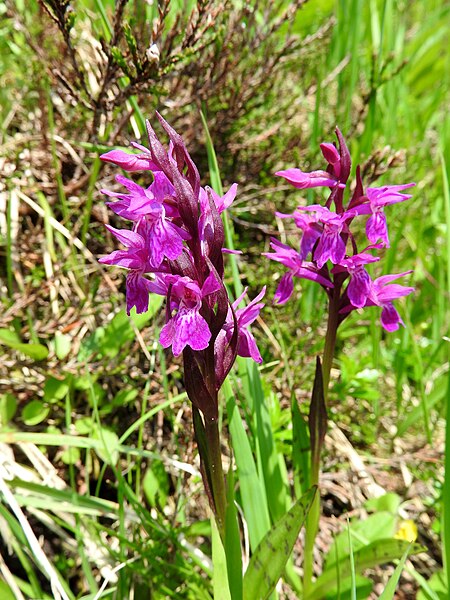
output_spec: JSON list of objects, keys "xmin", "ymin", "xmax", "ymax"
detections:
[
  {"xmin": 99, "ymin": 115, "xmax": 267, "ymax": 533},
  {"xmin": 266, "ymin": 127, "xmax": 416, "ymax": 578},
  {"xmin": 267, "ymin": 127, "xmax": 414, "ymax": 339}
]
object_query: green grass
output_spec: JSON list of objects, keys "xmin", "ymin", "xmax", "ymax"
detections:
[{"xmin": 0, "ymin": 0, "xmax": 449, "ymax": 598}]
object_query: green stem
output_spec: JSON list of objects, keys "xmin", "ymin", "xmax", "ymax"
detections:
[
  {"xmin": 204, "ymin": 417, "xmax": 227, "ymax": 539},
  {"xmin": 303, "ymin": 287, "xmax": 341, "ymax": 595}
]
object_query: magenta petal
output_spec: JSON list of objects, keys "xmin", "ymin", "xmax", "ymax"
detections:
[
  {"xmin": 274, "ymin": 272, "xmax": 294, "ymax": 305},
  {"xmin": 125, "ymin": 272, "xmax": 152, "ymax": 315},
  {"xmin": 366, "ymin": 213, "xmax": 389, "ymax": 246},
  {"xmin": 234, "ymin": 286, "xmax": 266, "ymax": 326},
  {"xmin": 330, "ymin": 234, "xmax": 346, "ymax": 265},
  {"xmin": 99, "ymin": 249, "xmax": 144, "ymax": 270},
  {"xmin": 202, "ymin": 271, "xmax": 222, "ymax": 296},
  {"xmin": 367, "ymin": 183, "xmax": 415, "ymax": 207},
  {"xmin": 208, "ymin": 183, "xmax": 238, "ymax": 213},
  {"xmin": 263, "ymin": 238, "xmax": 303, "ymax": 271},
  {"xmin": 300, "ymin": 228, "xmax": 321, "ymax": 260},
  {"xmin": 222, "ymin": 248, "xmax": 243, "ymax": 255},
  {"xmin": 296, "ymin": 266, "xmax": 334, "ymax": 288},
  {"xmin": 100, "ymin": 149, "xmax": 157, "ymax": 172},
  {"xmin": 147, "ymin": 232, "xmax": 165, "ymax": 267},
  {"xmin": 347, "ymin": 269, "xmax": 371, "ymax": 308},
  {"xmin": 219, "ymin": 183, "xmax": 238, "ymax": 212},
  {"xmin": 171, "ymin": 310, "xmax": 211, "ymax": 356},
  {"xmin": 115, "ymin": 174, "xmax": 144, "ymax": 194},
  {"xmin": 375, "ymin": 284, "xmax": 415, "ymax": 303},
  {"xmin": 148, "ymin": 220, "xmax": 184, "ymax": 267},
  {"xmin": 105, "ymin": 225, "xmax": 145, "ymax": 249},
  {"xmin": 149, "ymin": 172, "xmax": 175, "ymax": 203},
  {"xmin": 105, "ymin": 199, "xmax": 136, "ymax": 220},
  {"xmin": 161, "ymin": 223, "xmax": 186, "ymax": 259},
  {"xmin": 276, "ymin": 168, "xmax": 338, "ymax": 189},
  {"xmin": 380, "ymin": 303, "xmax": 403, "ymax": 332},
  {"xmin": 315, "ymin": 231, "xmax": 346, "ymax": 268},
  {"xmin": 237, "ymin": 328, "xmax": 262, "ymax": 363},
  {"xmin": 373, "ymin": 271, "xmax": 413, "ymax": 287},
  {"xmin": 159, "ymin": 319, "xmax": 176, "ymax": 349},
  {"xmin": 320, "ymin": 142, "xmax": 340, "ymax": 165},
  {"xmin": 231, "ymin": 287, "xmax": 248, "ymax": 310}
]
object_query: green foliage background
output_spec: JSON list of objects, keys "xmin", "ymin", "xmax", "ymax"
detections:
[{"xmin": 0, "ymin": 0, "xmax": 449, "ymax": 598}]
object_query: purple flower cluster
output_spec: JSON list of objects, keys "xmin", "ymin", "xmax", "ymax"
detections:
[
  {"xmin": 99, "ymin": 115, "xmax": 264, "ymax": 416},
  {"xmin": 265, "ymin": 130, "xmax": 414, "ymax": 332}
]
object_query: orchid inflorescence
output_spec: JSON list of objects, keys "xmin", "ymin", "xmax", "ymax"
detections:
[
  {"xmin": 98, "ymin": 116, "xmax": 416, "ymax": 545},
  {"xmin": 99, "ymin": 113, "xmax": 264, "ymax": 423},
  {"xmin": 265, "ymin": 129, "xmax": 415, "ymax": 332}
]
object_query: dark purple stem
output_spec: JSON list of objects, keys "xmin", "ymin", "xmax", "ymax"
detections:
[
  {"xmin": 204, "ymin": 415, "xmax": 227, "ymax": 537},
  {"xmin": 322, "ymin": 280, "xmax": 342, "ymax": 396}
]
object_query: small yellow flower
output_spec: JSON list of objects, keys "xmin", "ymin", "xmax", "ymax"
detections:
[{"xmin": 395, "ymin": 519, "xmax": 418, "ymax": 542}]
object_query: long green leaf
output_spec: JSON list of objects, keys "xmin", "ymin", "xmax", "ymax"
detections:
[
  {"xmin": 308, "ymin": 356, "xmax": 327, "ymax": 483},
  {"xmin": 225, "ymin": 462, "xmax": 243, "ymax": 600},
  {"xmin": 247, "ymin": 362, "xmax": 290, "ymax": 522},
  {"xmin": 243, "ymin": 487, "xmax": 317, "ymax": 600},
  {"xmin": 305, "ymin": 539, "xmax": 425, "ymax": 600},
  {"xmin": 8, "ymin": 479, "xmax": 124, "ymax": 518},
  {"xmin": 291, "ymin": 391, "xmax": 311, "ymax": 496},
  {"xmin": 212, "ymin": 515, "xmax": 232, "ymax": 600},
  {"xmin": 224, "ymin": 379, "xmax": 271, "ymax": 551}
]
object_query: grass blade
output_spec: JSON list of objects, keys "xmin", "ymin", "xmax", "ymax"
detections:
[
  {"xmin": 378, "ymin": 544, "xmax": 412, "ymax": 600},
  {"xmin": 444, "ymin": 366, "xmax": 450, "ymax": 595}
]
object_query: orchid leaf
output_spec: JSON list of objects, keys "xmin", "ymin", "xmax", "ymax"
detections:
[
  {"xmin": 225, "ymin": 462, "xmax": 243, "ymax": 600},
  {"xmin": 308, "ymin": 356, "xmax": 327, "ymax": 481},
  {"xmin": 306, "ymin": 539, "xmax": 426, "ymax": 600},
  {"xmin": 224, "ymin": 379, "xmax": 271, "ymax": 551},
  {"xmin": 243, "ymin": 487, "xmax": 317, "ymax": 600},
  {"xmin": 212, "ymin": 515, "xmax": 232, "ymax": 600}
]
